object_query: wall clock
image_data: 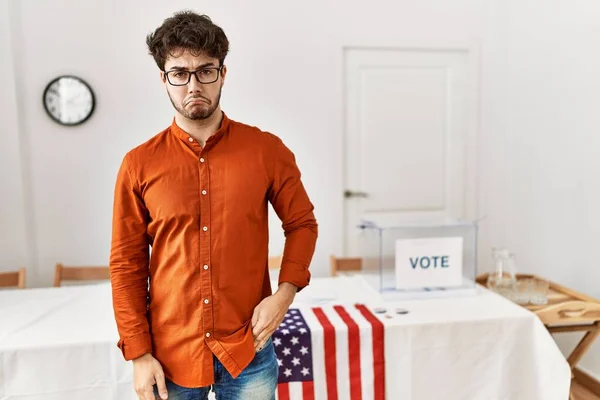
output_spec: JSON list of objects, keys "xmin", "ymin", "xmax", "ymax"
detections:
[{"xmin": 43, "ymin": 75, "xmax": 95, "ymax": 126}]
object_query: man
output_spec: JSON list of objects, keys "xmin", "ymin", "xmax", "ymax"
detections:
[{"xmin": 109, "ymin": 10, "xmax": 318, "ymax": 400}]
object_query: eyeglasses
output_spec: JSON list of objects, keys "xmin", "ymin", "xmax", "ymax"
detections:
[{"xmin": 164, "ymin": 67, "xmax": 223, "ymax": 86}]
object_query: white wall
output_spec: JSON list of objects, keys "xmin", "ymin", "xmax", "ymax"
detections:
[
  {"xmin": 3, "ymin": 0, "xmax": 600, "ymax": 379},
  {"xmin": 496, "ymin": 0, "xmax": 600, "ymax": 379},
  {"xmin": 0, "ymin": 0, "xmax": 30, "ymax": 278}
]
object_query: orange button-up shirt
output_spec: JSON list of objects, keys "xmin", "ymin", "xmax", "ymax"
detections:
[{"xmin": 109, "ymin": 112, "xmax": 318, "ymax": 388}]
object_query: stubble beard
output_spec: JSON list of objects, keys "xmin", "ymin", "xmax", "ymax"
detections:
[{"xmin": 169, "ymin": 88, "xmax": 222, "ymax": 120}]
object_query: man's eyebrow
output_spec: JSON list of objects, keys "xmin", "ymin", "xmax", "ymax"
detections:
[{"xmin": 167, "ymin": 62, "xmax": 217, "ymax": 71}]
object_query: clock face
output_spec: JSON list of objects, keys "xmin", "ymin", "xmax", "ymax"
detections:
[{"xmin": 43, "ymin": 76, "xmax": 95, "ymax": 126}]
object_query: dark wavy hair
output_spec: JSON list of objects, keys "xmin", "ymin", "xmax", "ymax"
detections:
[{"xmin": 146, "ymin": 11, "xmax": 229, "ymax": 70}]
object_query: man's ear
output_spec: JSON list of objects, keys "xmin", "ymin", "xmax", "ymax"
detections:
[
  {"xmin": 220, "ymin": 65, "xmax": 227, "ymax": 87},
  {"xmin": 160, "ymin": 71, "xmax": 166, "ymax": 83}
]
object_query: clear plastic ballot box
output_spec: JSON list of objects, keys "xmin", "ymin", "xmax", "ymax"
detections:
[{"xmin": 355, "ymin": 217, "xmax": 479, "ymax": 300}]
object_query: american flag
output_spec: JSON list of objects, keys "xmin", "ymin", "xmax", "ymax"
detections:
[{"xmin": 273, "ymin": 304, "xmax": 385, "ymax": 400}]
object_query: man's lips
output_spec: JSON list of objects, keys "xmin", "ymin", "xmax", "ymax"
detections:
[{"xmin": 186, "ymin": 98, "xmax": 209, "ymax": 106}]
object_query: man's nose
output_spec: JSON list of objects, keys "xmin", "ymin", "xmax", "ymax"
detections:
[{"xmin": 188, "ymin": 73, "xmax": 204, "ymax": 93}]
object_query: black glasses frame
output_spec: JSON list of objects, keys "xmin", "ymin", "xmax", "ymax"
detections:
[{"xmin": 164, "ymin": 66, "xmax": 223, "ymax": 86}]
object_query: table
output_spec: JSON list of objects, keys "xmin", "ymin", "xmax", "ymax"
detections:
[
  {"xmin": 477, "ymin": 273, "xmax": 600, "ymax": 400},
  {"xmin": 0, "ymin": 276, "xmax": 571, "ymax": 399},
  {"xmin": 0, "ymin": 283, "xmax": 132, "ymax": 400},
  {"xmin": 378, "ymin": 289, "xmax": 570, "ymax": 399}
]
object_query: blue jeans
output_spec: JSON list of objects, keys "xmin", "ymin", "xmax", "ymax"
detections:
[{"xmin": 154, "ymin": 338, "xmax": 278, "ymax": 400}]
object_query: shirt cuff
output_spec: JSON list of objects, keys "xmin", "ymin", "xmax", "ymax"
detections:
[
  {"xmin": 278, "ymin": 264, "xmax": 310, "ymax": 292},
  {"xmin": 117, "ymin": 333, "xmax": 153, "ymax": 361}
]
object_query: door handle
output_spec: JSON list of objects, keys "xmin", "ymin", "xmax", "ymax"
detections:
[{"xmin": 344, "ymin": 190, "xmax": 368, "ymax": 198}]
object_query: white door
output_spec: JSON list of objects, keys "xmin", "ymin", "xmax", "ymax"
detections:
[{"xmin": 343, "ymin": 46, "xmax": 478, "ymax": 256}]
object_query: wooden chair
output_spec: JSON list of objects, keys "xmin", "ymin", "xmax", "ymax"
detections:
[
  {"xmin": 53, "ymin": 263, "xmax": 110, "ymax": 287},
  {"xmin": 329, "ymin": 255, "xmax": 362, "ymax": 277},
  {"xmin": 0, "ymin": 267, "xmax": 26, "ymax": 289},
  {"xmin": 268, "ymin": 256, "xmax": 283, "ymax": 269}
]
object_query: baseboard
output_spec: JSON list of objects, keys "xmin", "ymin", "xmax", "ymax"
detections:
[{"xmin": 574, "ymin": 367, "xmax": 600, "ymax": 396}]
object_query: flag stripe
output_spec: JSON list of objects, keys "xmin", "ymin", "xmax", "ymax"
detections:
[
  {"xmin": 303, "ymin": 381, "xmax": 315, "ymax": 400},
  {"xmin": 356, "ymin": 304, "xmax": 385, "ymax": 400},
  {"xmin": 313, "ymin": 307, "xmax": 338, "ymax": 400},
  {"xmin": 344, "ymin": 304, "xmax": 374, "ymax": 400},
  {"xmin": 278, "ymin": 383, "xmax": 290, "ymax": 400},
  {"xmin": 289, "ymin": 382, "xmax": 304, "ymax": 400},
  {"xmin": 334, "ymin": 305, "xmax": 363, "ymax": 400},
  {"xmin": 322, "ymin": 306, "xmax": 350, "ymax": 400},
  {"xmin": 300, "ymin": 307, "xmax": 327, "ymax": 400}
]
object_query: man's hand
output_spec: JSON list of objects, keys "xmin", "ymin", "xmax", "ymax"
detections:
[
  {"xmin": 251, "ymin": 282, "xmax": 297, "ymax": 351},
  {"xmin": 132, "ymin": 353, "xmax": 168, "ymax": 400}
]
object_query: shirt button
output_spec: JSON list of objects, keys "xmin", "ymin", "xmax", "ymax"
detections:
[
  {"xmin": 188, "ymin": 137, "xmax": 194, "ymax": 142},
  {"xmin": 202, "ymin": 190, "xmax": 207, "ymax": 195},
  {"xmin": 203, "ymin": 265, "xmax": 209, "ymax": 270},
  {"xmin": 200, "ymin": 158, "xmax": 205, "ymax": 163},
  {"xmin": 203, "ymin": 226, "xmax": 208, "ymax": 232},
  {"xmin": 206, "ymin": 332, "xmax": 211, "ymax": 338},
  {"xmin": 204, "ymin": 299, "xmax": 209, "ymax": 304}
]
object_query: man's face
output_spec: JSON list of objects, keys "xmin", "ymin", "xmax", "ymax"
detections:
[{"xmin": 161, "ymin": 49, "xmax": 226, "ymax": 120}]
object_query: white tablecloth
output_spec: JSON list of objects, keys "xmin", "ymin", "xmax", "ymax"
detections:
[
  {"xmin": 0, "ymin": 276, "xmax": 570, "ymax": 399},
  {"xmin": 0, "ymin": 283, "xmax": 133, "ymax": 400},
  {"xmin": 379, "ymin": 290, "xmax": 570, "ymax": 399}
]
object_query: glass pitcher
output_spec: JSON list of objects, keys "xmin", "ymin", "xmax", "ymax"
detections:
[{"xmin": 487, "ymin": 248, "xmax": 517, "ymax": 298}]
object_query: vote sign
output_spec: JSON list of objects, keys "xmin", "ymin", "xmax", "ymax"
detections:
[{"xmin": 395, "ymin": 236, "xmax": 464, "ymax": 289}]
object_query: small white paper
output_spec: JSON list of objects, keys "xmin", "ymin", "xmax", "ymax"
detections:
[{"xmin": 395, "ymin": 236, "xmax": 464, "ymax": 289}]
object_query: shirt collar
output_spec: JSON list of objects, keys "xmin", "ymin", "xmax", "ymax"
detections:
[{"xmin": 170, "ymin": 111, "xmax": 231, "ymax": 147}]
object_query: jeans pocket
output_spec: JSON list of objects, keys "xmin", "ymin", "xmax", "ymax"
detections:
[{"xmin": 256, "ymin": 337, "xmax": 273, "ymax": 354}]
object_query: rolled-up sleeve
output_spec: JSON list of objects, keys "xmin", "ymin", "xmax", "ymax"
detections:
[
  {"xmin": 267, "ymin": 136, "xmax": 318, "ymax": 291},
  {"xmin": 109, "ymin": 153, "xmax": 152, "ymax": 360}
]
